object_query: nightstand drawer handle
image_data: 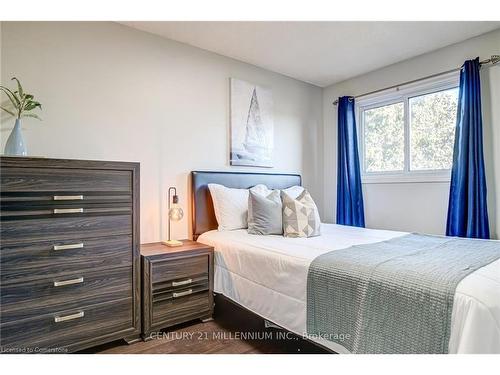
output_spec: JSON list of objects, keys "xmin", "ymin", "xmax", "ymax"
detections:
[
  {"xmin": 53, "ymin": 277, "xmax": 84, "ymax": 287},
  {"xmin": 54, "ymin": 311, "xmax": 84, "ymax": 323},
  {"xmin": 53, "ymin": 208, "xmax": 84, "ymax": 214},
  {"xmin": 53, "ymin": 243, "xmax": 84, "ymax": 251},
  {"xmin": 53, "ymin": 195, "xmax": 84, "ymax": 201},
  {"xmin": 173, "ymin": 289, "xmax": 193, "ymax": 298},
  {"xmin": 172, "ymin": 278, "xmax": 192, "ymax": 287}
]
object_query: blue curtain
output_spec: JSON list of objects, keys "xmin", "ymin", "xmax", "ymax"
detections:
[
  {"xmin": 446, "ymin": 58, "xmax": 490, "ymax": 239},
  {"xmin": 336, "ymin": 96, "xmax": 365, "ymax": 227}
]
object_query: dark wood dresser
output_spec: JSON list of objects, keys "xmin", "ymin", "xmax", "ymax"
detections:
[
  {"xmin": 141, "ymin": 241, "xmax": 214, "ymax": 341},
  {"xmin": 0, "ymin": 157, "xmax": 140, "ymax": 353}
]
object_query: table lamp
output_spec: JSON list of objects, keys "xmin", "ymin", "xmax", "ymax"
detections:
[{"xmin": 162, "ymin": 186, "xmax": 184, "ymax": 247}]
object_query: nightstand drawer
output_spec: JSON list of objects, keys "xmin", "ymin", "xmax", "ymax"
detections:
[
  {"xmin": 152, "ymin": 254, "xmax": 209, "ymax": 283},
  {"xmin": 152, "ymin": 274, "xmax": 207, "ymax": 295},
  {"xmin": 152, "ymin": 277, "xmax": 209, "ymax": 303},
  {"xmin": 152, "ymin": 291, "xmax": 210, "ymax": 326}
]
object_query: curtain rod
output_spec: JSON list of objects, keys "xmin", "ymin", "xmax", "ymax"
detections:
[{"xmin": 332, "ymin": 55, "xmax": 500, "ymax": 105}]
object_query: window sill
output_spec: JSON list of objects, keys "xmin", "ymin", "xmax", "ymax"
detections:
[{"xmin": 361, "ymin": 172, "xmax": 451, "ymax": 184}]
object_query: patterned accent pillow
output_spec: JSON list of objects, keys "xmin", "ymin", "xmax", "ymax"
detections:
[{"xmin": 281, "ymin": 189, "xmax": 321, "ymax": 238}]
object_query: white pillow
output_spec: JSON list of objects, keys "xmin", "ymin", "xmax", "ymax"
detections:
[{"xmin": 208, "ymin": 184, "xmax": 249, "ymax": 231}]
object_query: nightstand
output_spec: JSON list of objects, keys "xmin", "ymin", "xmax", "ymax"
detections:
[{"xmin": 140, "ymin": 240, "xmax": 214, "ymax": 341}]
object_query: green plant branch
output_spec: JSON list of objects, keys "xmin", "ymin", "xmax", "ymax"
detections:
[
  {"xmin": 0, "ymin": 106, "xmax": 16, "ymax": 117},
  {"xmin": 0, "ymin": 77, "xmax": 42, "ymax": 121},
  {"xmin": 0, "ymin": 86, "xmax": 20, "ymax": 108},
  {"xmin": 12, "ymin": 77, "xmax": 24, "ymax": 97}
]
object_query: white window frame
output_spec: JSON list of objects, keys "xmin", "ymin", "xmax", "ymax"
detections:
[{"xmin": 356, "ymin": 71, "xmax": 460, "ymax": 184}]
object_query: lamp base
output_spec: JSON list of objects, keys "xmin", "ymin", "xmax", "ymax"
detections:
[{"xmin": 161, "ymin": 240, "xmax": 183, "ymax": 247}]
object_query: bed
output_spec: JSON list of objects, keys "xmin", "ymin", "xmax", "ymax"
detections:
[{"xmin": 191, "ymin": 171, "xmax": 500, "ymax": 354}]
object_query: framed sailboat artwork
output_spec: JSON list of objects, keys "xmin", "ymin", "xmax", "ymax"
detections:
[{"xmin": 230, "ymin": 78, "xmax": 274, "ymax": 168}]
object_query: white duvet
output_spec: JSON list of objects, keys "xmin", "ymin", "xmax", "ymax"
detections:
[{"xmin": 198, "ymin": 224, "xmax": 500, "ymax": 354}]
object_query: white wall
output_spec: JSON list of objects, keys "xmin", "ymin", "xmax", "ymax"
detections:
[
  {"xmin": 0, "ymin": 22, "xmax": 323, "ymax": 243},
  {"xmin": 323, "ymin": 29, "xmax": 500, "ymax": 238}
]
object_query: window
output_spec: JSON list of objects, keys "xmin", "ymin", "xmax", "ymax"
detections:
[
  {"xmin": 363, "ymin": 102, "xmax": 405, "ymax": 173},
  {"xmin": 357, "ymin": 73, "xmax": 459, "ymax": 183},
  {"xmin": 409, "ymin": 88, "xmax": 458, "ymax": 171}
]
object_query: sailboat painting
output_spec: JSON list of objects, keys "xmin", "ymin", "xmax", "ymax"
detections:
[{"xmin": 230, "ymin": 78, "xmax": 274, "ymax": 167}]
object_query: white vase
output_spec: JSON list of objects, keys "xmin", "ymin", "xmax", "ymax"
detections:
[{"xmin": 4, "ymin": 119, "xmax": 27, "ymax": 156}]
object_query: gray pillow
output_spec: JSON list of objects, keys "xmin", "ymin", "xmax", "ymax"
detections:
[
  {"xmin": 248, "ymin": 190, "xmax": 283, "ymax": 235},
  {"xmin": 281, "ymin": 189, "xmax": 321, "ymax": 238}
]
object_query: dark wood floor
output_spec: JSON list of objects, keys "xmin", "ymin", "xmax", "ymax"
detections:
[{"xmin": 84, "ymin": 296, "xmax": 329, "ymax": 354}]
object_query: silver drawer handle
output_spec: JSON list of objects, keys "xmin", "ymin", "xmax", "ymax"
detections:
[
  {"xmin": 53, "ymin": 195, "xmax": 84, "ymax": 201},
  {"xmin": 54, "ymin": 311, "xmax": 84, "ymax": 323},
  {"xmin": 53, "ymin": 208, "xmax": 84, "ymax": 214},
  {"xmin": 53, "ymin": 243, "xmax": 84, "ymax": 251},
  {"xmin": 173, "ymin": 289, "xmax": 193, "ymax": 298},
  {"xmin": 53, "ymin": 277, "xmax": 84, "ymax": 287},
  {"xmin": 172, "ymin": 278, "xmax": 192, "ymax": 287}
]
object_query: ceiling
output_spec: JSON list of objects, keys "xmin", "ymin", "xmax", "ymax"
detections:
[{"xmin": 121, "ymin": 22, "xmax": 500, "ymax": 87}]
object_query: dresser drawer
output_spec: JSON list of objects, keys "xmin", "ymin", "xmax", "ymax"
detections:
[
  {"xmin": 0, "ymin": 298, "xmax": 134, "ymax": 351},
  {"xmin": 0, "ymin": 201, "xmax": 132, "ymax": 219},
  {"xmin": 1, "ymin": 235, "xmax": 132, "ymax": 284},
  {"xmin": 1, "ymin": 267, "xmax": 132, "ymax": 324},
  {"xmin": 152, "ymin": 291, "xmax": 210, "ymax": 326},
  {"xmin": 1, "ymin": 192, "xmax": 132, "ymax": 220},
  {"xmin": 1, "ymin": 193, "xmax": 132, "ymax": 204},
  {"xmin": 0, "ymin": 214, "xmax": 132, "ymax": 245},
  {"xmin": 1, "ymin": 167, "xmax": 132, "ymax": 193},
  {"xmin": 152, "ymin": 254, "xmax": 209, "ymax": 283}
]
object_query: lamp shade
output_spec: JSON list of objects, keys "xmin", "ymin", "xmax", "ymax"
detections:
[
  {"xmin": 163, "ymin": 186, "xmax": 184, "ymax": 247},
  {"xmin": 169, "ymin": 204, "xmax": 184, "ymax": 221}
]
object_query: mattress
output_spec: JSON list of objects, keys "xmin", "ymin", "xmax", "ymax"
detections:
[{"xmin": 198, "ymin": 224, "xmax": 500, "ymax": 354}]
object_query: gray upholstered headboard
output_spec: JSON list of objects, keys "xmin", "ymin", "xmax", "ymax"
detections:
[{"xmin": 191, "ymin": 171, "xmax": 301, "ymax": 239}]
